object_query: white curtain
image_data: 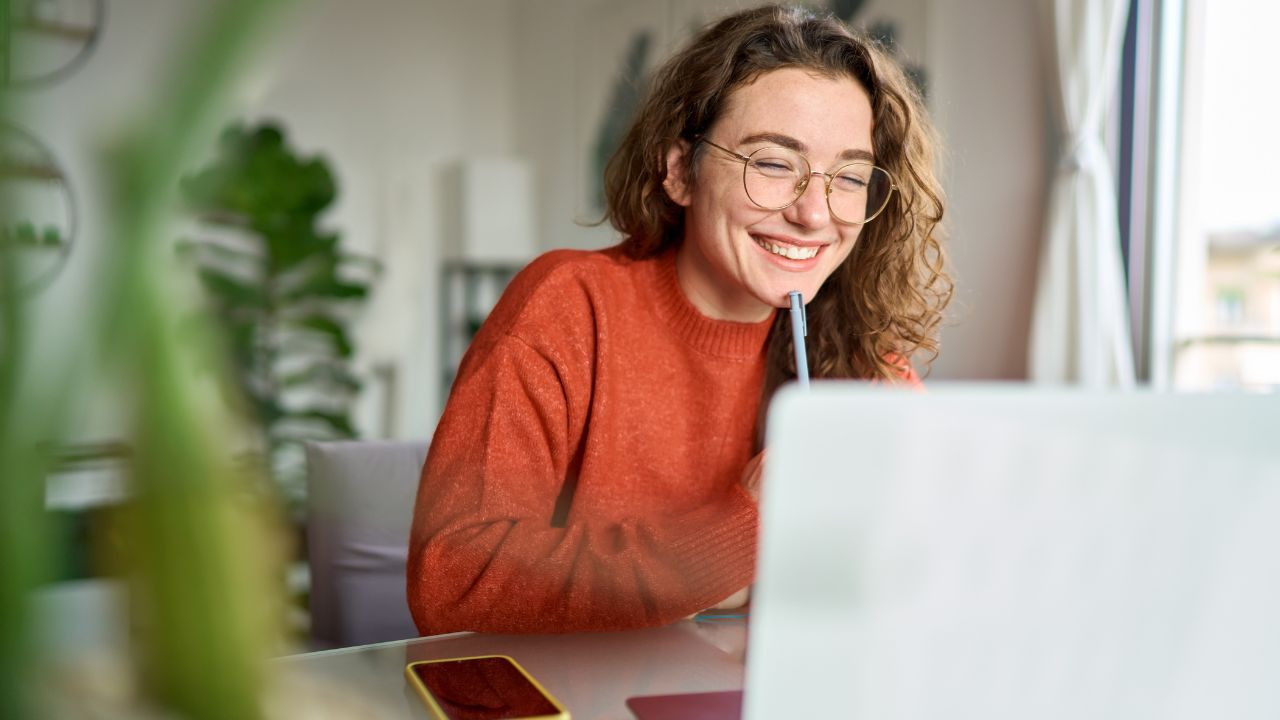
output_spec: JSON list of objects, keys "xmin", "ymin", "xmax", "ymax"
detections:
[{"xmin": 1028, "ymin": 0, "xmax": 1136, "ymax": 387}]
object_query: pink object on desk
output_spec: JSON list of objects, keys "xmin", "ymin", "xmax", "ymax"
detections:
[{"xmin": 626, "ymin": 689, "xmax": 743, "ymax": 720}]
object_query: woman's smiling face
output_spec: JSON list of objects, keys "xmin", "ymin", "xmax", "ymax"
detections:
[{"xmin": 666, "ymin": 67, "xmax": 875, "ymax": 322}]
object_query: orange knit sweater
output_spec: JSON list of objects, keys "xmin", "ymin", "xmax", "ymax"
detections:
[{"xmin": 407, "ymin": 245, "xmax": 772, "ymax": 634}]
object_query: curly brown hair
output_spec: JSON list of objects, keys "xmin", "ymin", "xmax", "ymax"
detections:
[{"xmin": 602, "ymin": 4, "xmax": 951, "ymax": 407}]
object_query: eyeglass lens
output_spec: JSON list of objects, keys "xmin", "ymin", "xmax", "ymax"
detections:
[{"xmin": 742, "ymin": 146, "xmax": 892, "ymax": 224}]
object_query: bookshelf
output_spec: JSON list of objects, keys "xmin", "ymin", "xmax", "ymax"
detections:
[{"xmin": 439, "ymin": 260, "xmax": 525, "ymax": 403}]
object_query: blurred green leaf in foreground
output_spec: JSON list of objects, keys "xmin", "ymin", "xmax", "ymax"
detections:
[{"xmin": 2, "ymin": 0, "xmax": 296, "ymax": 717}]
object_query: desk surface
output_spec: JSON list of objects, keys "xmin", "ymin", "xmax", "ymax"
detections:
[{"xmin": 276, "ymin": 617, "xmax": 748, "ymax": 719}]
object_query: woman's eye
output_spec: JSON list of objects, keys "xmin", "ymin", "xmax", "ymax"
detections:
[
  {"xmin": 753, "ymin": 159, "xmax": 795, "ymax": 175},
  {"xmin": 834, "ymin": 174, "xmax": 869, "ymax": 191}
]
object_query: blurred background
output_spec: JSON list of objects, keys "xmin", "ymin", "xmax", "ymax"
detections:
[{"xmin": 18, "ymin": 0, "xmax": 1047, "ymax": 454}]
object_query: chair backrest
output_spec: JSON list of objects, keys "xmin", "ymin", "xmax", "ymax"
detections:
[{"xmin": 305, "ymin": 439, "xmax": 429, "ymax": 649}]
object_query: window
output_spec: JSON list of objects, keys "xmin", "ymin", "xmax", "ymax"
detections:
[{"xmin": 1134, "ymin": 0, "xmax": 1280, "ymax": 391}]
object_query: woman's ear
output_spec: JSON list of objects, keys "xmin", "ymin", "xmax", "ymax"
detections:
[{"xmin": 662, "ymin": 140, "xmax": 693, "ymax": 207}]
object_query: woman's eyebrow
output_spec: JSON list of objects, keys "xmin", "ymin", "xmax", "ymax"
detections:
[
  {"xmin": 739, "ymin": 131, "xmax": 806, "ymax": 151},
  {"xmin": 738, "ymin": 132, "xmax": 875, "ymax": 163},
  {"xmin": 838, "ymin": 148, "xmax": 875, "ymax": 162}
]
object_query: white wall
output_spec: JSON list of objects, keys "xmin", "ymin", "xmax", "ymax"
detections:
[
  {"xmin": 510, "ymin": 0, "xmax": 617, "ymax": 253},
  {"xmin": 927, "ymin": 0, "xmax": 1048, "ymax": 380}
]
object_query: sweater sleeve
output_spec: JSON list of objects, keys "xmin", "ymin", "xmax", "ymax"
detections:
[{"xmin": 407, "ymin": 332, "xmax": 758, "ymax": 635}]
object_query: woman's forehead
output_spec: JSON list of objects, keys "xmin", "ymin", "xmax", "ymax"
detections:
[{"xmin": 715, "ymin": 68, "xmax": 873, "ymax": 153}]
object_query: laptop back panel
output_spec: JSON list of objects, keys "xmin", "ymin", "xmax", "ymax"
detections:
[{"xmin": 746, "ymin": 384, "xmax": 1280, "ymax": 720}]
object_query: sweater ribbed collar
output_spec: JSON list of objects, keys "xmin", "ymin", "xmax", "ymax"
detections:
[{"xmin": 645, "ymin": 247, "xmax": 774, "ymax": 359}]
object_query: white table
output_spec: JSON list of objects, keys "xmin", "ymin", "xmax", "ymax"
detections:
[{"xmin": 276, "ymin": 617, "xmax": 748, "ymax": 719}]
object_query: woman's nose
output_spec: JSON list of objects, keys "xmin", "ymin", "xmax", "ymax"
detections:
[{"xmin": 784, "ymin": 172, "xmax": 832, "ymax": 228}]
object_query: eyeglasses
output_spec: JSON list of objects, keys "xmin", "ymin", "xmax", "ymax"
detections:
[{"xmin": 697, "ymin": 137, "xmax": 896, "ymax": 225}]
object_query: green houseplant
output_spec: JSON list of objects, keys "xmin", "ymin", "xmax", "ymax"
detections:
[
  {"xmin": 3, "ymin": 1, "xmax": 293, "ymax": 717},
  {"xmin": 178, "ymin": 123, "xmax": 376, "ymax": 508}
]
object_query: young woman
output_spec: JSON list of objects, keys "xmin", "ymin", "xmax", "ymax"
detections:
[{"xmin": 407, "ymin": 4, "xmax": 950, "ymax": 634}]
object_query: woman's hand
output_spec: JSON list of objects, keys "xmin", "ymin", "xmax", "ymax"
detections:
[
  {"xmin": 683, "ymin": 453, "xmax": 766, "ymax": 621},
  {"xmin": 740, "ymin": 450, "xmax": 766, "ymax": 502},
  {"xmin": 712, "ymin": 453, "xmax": 764, "ymax": 611},
  {"xmin": 709, "ymin": 585, "xmax": 751, "ymax": 610}
]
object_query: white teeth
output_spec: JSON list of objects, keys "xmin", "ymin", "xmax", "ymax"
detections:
[{"xmin": 754, "ymin": 237, "xmax": 819, "ymax": 260}]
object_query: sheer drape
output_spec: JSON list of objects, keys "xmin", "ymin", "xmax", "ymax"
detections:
[{"xmin": 1028, "ymin": 0, "xmax": 1135, "ymax": 386}]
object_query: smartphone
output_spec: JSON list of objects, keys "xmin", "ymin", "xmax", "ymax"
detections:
[{"xmin": 404, "ymin": 655, "xmax": 569, "ymax": 720}]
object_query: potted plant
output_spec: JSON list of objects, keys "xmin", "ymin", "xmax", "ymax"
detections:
[{"xmin": 177, "ymin": 122, "xmax": 377, "ymax": 511}]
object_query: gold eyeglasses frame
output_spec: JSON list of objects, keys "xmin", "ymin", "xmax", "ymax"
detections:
[{"xmin": 697, "ymin": 137, "xmax": 897, "ymax": 225}]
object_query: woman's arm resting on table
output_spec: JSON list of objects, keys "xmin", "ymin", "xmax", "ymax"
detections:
[{"xmin": 407, "ymin": 335, "xmax": 758, "ymax": 635}]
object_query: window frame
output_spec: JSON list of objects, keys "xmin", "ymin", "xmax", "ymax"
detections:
[{"xmin": 1119, "ymin": 0, "xmax": 1188, "ymax": 389}]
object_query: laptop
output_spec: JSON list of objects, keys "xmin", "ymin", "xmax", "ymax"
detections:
[{"xmin": 744, "ymin": 383, "xmax": 1280, "ymax": 720}]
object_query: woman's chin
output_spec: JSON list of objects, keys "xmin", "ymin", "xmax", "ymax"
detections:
[{"xmin": 759, "ymin": 282, "xmax": 824, "ymax": 309}]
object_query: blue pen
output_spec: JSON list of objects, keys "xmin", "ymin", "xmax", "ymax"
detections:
[{"xmin": 787, "ymin": 290, "xmax": 809, "ymax": 389}]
